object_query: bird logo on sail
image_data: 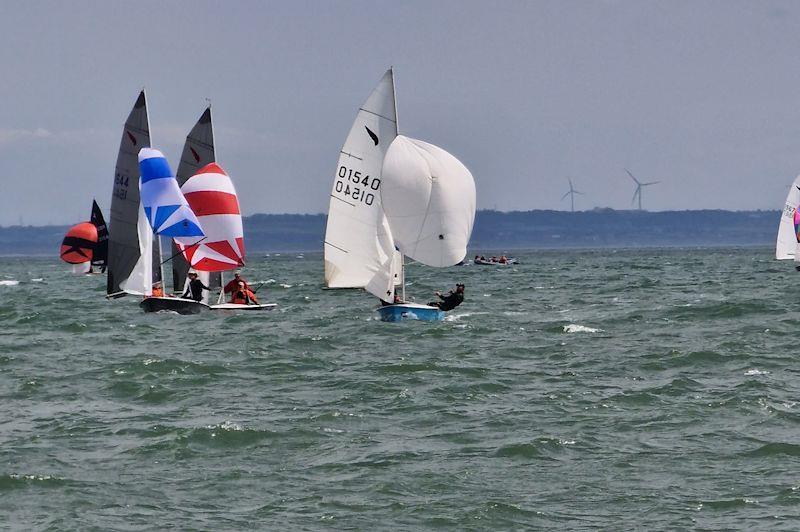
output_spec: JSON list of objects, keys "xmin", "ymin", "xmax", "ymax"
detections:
[{"xmin": 365, "ymin": 126, "xmax": 379, "ymax": 146}]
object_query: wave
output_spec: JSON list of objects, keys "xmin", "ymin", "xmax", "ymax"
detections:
[
  {"xmin": 0, "ymin": 474, "xmax": 67, "ymax": 490},
  {"xmin": 563, "ymin": 324, "xmax": 602, "ymax": 333},
  {"xmin": 745, "ymin": 442, "xmax": 800, "ymax": 457},
  {"xmin": 0, "ymin": 280, "xmax": 19, "ymax": 286}
]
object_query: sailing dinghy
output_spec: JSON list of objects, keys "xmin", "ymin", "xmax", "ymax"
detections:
[
  {"xmin": 373, "ymin": 136, "xmax": 476, "ymax": 322},
  {"xmin": 179, "ymin": 162, "xmax": 276, "ymax": 311},
  {"xmin": 133, "ymin": 148, "xmax": 208, "ymax": 314},
  {"xmin": 327, "ymin": 70, "xmax": 476, "ymax": 321},
  {"xmin": 776, "ymin": 175, "xmax": 800, "ymax": 268},
  {"xmin": 60, "ymin": 199, "xmax": 109, "ymax": 275}
]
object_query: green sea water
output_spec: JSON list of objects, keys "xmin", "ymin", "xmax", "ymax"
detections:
[{"xmin": 1, "ymin": 248, "xmax": 799, "ymax": 530}]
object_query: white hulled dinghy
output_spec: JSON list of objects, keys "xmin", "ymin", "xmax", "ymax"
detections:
[
  {"xmin": 776, "ymin": 175, "xmax": 800, "ymax": 269},
  {"xmin": 178, "ymin": 162, "xmax": 276, "ymax": 311}
]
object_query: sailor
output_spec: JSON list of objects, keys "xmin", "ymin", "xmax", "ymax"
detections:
[
  {"xmin": 151, "ymin": 281, "xmax": 164, "ymax": 297},
  {"xmin": 231, "ymin": 281, "xmax": 259, "ymax": 305},
  {"xmin": 223, "ymin": 271, "xmax": 250, "ymax": 295},
  {"xmin": 380, "ymin": 293, "xmax": 404, "ymax": 306},
  {"xmin": 182, "ymin": 272, "xmax": 210, "ymax": 302},
  {"xmin": 428, "ymin": 283, "xmax": 465, "ymax": 311}
]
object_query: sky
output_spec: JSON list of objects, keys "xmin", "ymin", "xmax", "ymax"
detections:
[{"xmin": 2, "ymin": 0, "xmax": 800, "ymax": 225}]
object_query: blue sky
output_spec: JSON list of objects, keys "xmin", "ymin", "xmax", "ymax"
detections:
[{"xmin": 2, "ymin": 0, "xmax": 800, "ymax": 224}]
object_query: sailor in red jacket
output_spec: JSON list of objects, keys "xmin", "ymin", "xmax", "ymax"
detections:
[
  {"xmin": 223, "ymin": 271, "xmax": 250, "ymax": 295},
  {"xmin": 230, "ymin": 281, "xmax": 259, "ymax": 305}
]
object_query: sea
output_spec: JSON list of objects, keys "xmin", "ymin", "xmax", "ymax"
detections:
[{"xmin": 1, "ymin": 248, "xmax": 799, "ymax": 530}]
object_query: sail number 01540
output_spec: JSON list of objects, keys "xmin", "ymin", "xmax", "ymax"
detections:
[{"xmin": 335, "ymin": 166, "xmax": 380, "ymax": 205}]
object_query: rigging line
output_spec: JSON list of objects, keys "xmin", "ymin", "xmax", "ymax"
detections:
[{"xmin": 159, "ymin": 236, "xmax": 208, "ymax": 266}]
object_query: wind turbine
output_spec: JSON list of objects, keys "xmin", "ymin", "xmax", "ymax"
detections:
[
  {"xmin": 560, "ymin": 178, "xmax": 583, "ymax": 212},
  {"xmin": 625, "ymin": 169, "xmax": 660, "ymax": 211}
]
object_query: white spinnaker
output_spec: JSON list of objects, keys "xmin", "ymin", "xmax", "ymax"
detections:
[
  {"xmin": 776, "ymin": 176, "xmax": 800, "ymax": 260},
  {"xmin": 119, "ymin": 201, "xmax": 154, "ymax": 296},
  {"xmin": 380, "ymin": 136, "xmax": 476, "ymax": 267},
  {"xmin": 324, "ymin": 69, "xmax": 399, "ymax": 288}
]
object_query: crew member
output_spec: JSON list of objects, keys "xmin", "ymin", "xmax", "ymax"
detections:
[
  {"xmin": 182, "ymin": 272, "xmax": 210, "ymax": 302},
  {"xmin": 428, "ymin": 283, "xmax": 465, "ymax": 311},
  {"xmin": 230, "ymin": 281, "xmax": 259, "ymax": 305},
  {"xmin": 151, "ymin": 281, "xmax": 164, "ymax": 297},
  {"xmin": 223, "ymin": 272, "xmax": 250, "ymax": 295}
]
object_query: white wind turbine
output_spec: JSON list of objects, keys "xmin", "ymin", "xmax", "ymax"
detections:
[
  {"xmin": 626, "ymin": 169, "xmax": 660, "ymax": 211},
  {"xmin": 560, "ymin": 178, "xmax": 583, "ymax": 212}
]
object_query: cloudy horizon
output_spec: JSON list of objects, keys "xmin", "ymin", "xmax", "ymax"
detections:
[{"xmin": 3, "ymin": 1, "xmax": 800, "ymax": 225}]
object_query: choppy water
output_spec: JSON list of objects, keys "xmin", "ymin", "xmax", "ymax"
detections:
[{"xmin": 2, "ymin": 248, "xmax": 799, "ymax": 530}]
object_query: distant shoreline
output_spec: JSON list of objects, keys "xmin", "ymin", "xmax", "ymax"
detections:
[{"xmin": 3, "ymin": 209, "xmax": 779, "ymax": 255}]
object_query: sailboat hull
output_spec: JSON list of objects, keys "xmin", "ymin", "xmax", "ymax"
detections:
[
  {"xmin": 376, "ymin": 303, "xmax": 445, "ymax": 322},
  {"xmin": 140, "ymin": 296, "xmax": 209, "ymax": 314},
  {"xmin": 210, "ymin": 303, "xmax": 277, "ymax": 311}
]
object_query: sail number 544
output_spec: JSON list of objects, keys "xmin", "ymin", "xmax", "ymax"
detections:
[{"xmin": 335, "ymin": 166, "xmax": 380, "ymax": 205}]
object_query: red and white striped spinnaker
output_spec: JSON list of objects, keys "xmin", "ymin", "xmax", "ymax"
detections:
[{"xmin": 179, "ymin": 162, "xmax": 245, "ymax": 271}]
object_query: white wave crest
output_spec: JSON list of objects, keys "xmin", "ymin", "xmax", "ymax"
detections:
[
  {"xmin": 563, "ymin": 324, "xmax": 602, "ymax": 333},
  {"xmin": 0, "ymin": 280, "xmax": 19, "ymax": 286}
]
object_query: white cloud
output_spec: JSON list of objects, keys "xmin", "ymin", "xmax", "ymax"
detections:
[{"xmin": 0, "ymin": 128, "xmax": 53, "ymax": 144}]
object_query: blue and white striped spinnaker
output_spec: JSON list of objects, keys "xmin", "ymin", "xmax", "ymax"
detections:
[{"xmin": 138, "ymin": 148, "xmax": 205, "ymax": 246}]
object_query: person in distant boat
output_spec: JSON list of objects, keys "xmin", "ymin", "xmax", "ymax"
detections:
[
  {"xmin": 499, "ymin": 255, "xmax": 508, "ymax": 264},
  {"xmin": 223, "ymin": 271, "xmax": 250, "ymax": 295},
  {"xmin": 428, "ymin": 283, "xmax": 465, "ymax": 311},
  {"xmin": 182, "ymin": 272, "xmax": 210, "ymax": 302},
  {"xmin": 151, "ymin": 281, "xmax": 164, "ymax": 297},
  {"xmin": 230, "ymin": 281, "xmax": 259, "ymax": 305}
]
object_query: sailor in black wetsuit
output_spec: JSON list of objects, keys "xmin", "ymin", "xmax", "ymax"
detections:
[
  {"xmin": 182, "ymin": 272, "xmax": 210, "ymax": 302},
  {"xmin": 428, "ymin": 283, "xmax": 465, "ymax": 311}
]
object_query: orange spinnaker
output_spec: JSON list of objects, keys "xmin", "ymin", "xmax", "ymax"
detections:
[{"xmin": 60, "ymin": 222, "xmax": 98, "ymax": 264}]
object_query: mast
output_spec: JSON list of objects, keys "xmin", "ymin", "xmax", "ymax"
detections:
[
  {"xmin": 143, "ymin": 88, "xmax": 165, "ymax": 288},
  {"xmin": 390, "ymin": 66, "xmax": 407, "ymax": 302}
]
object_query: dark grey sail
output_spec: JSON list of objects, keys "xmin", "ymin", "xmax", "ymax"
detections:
[
  {"xmin": 90, "ymin": 199, "xmax": 108, "ymax": 272},
  {"xmin": 107, "ymin": 90, "xmax": 151, "ymax": 296},
  {"xmin": 171, "ymin": 106, "xmax": 216, "ymax": 292}
]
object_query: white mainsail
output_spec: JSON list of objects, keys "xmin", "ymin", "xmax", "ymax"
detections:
[
  {"xmin": 107, "ymin": 90, "xmax": 151, "ymax": 295},
  {"xmin": 119, "ymin": 201, "xmax": 154, "ymax": 296},
  {"xmin": 380, "ymin": 135, "xmax": 476, "ymax": 267},
  {"xmin": 324, "ymin": 69, "xmax": 400, "ymax": 288},
  {"xmin": 776, "ymin": 175, "xmax": 800, "ymax": 260}
]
